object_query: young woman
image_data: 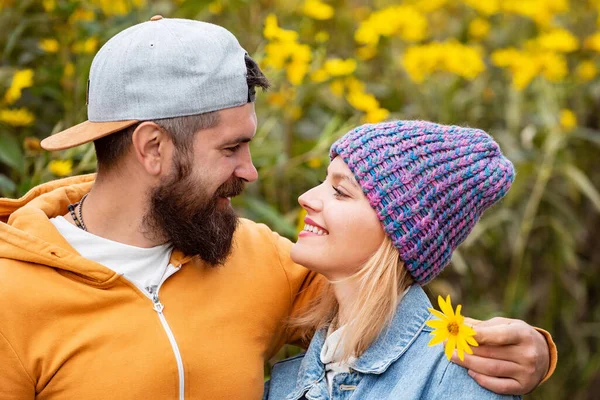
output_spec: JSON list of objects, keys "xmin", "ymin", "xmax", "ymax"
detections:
[{"xmin": 265, "ymin": 120, "xmax": 520, "ymax": 399}]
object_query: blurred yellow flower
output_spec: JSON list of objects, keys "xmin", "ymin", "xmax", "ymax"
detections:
[
  {"xmin": 72, "ymin": 37, "xmax": 98, "ymax": 54},
  {"xmin": 355, "ymin": 6, "xmax": 428, "ymax": 47},
  {"xmin": 310, "ymin": 68, "xmax": 329, "ymax": 83},
  {"xmin": 315, "ymin": 31, "xmax": 330, "ymax": 43},
  {"xmin": 502, "ymin": 0, "xmax": 569, "ymax": 26},
  {"xmin": 267, "ymin": 87, "xmax": 296, "ymax": 107},
  {"xmin": 576, "ymin": 61, "xmax": 597, "ymax": 82},
  {"xmin": 468, "ymin": 18, "xmax": 490, "ymax": 40},
  {"xmin": 414, "ymin": 0, "xmax": 448, "ymax": 13},
  {"xmin": 324, "ymin": 58, "xmax": 356, "ymax": 77},
  {"xmin": 42, "ymin": 0, "xmax": 56, "ymax": 12},
  {"xmin": 69, "ymin": 8, "xmax": 95, "ymax": 24},
  {"xmin": 559, "ymin": 109, "xmax": 577, "ymax": 132},
  {"xmin": 64, "ymin": 62, "xmax": 75, "ymax": 79},
  {"xmin": 24, "ymin": 137, "xmax": 42, "ymax": 152},
  {"xmin": 302, "ymin": 0, "xmax": 334, "ymax": 20},
  {"xmin": 584, "ymin": 32, "xmax": 600, "ymax": 52},
  {"xmin": 208, "ymin": 0, "xmax": 223, "ymax": 15},
  {"xmin": 402, "ymin": 41, "xmax": 485, "ymax": 83},
  {"xmin": 362, "ymin": 108, "xmax": 390, "ymax": 124},
  {"xmin": 462, "ymin": 0, "xmax": 500, "ymax": 15},
  {"xmin": 288, "ymin": 105, "xmax": 303, "ymax": 121},
  {"xmin": 532, "ymin": 28, "xmax": 578, "ymax": 53},
  {"xmin": 0, "ymin": 108, "xmax": 35, "ymax": 126},
  {"xmin": 39, "ymin": 38, "xmax": 59, "ymax": 53},
  {"xmin": 329, "ymin": 80, "xmax": 345, "ymax": 97},
  {"xmin": 263, "ymin": 15, "xmax": 312, "ymax": 86},
  {"xmin": 4, "ymin": 69, "xmax": 34, "ymax": 105},
  {"xmin": 48, "ymin": 160, "xmax": 73, "ymax": 177},
  {"xmin": 307, "ymin": 157, "xmax": 322, "ymax": 169},
  {"xmin": 492, "ymin": 48, "xmax": 567, "ymax": 90},
  {"xmin": 346, "ymin": 90, "xmax": 379, "ymax": 112},
  {"xmin": 356, "ymin": 46, "xmax": 377, "ymax": 61},
  {"xmin": 264, "ymin": 14, "xmax": 298, "ymax": 42}
]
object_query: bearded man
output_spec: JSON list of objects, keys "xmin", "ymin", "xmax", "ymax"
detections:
[{"xmin": 0, "ymin": 17, "xmax": 556, "ymax": 399}]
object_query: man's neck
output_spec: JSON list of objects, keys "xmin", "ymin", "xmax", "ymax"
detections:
[{"xmin": 64, "ymin": 174, "xmax": 164, "ymax": 248}]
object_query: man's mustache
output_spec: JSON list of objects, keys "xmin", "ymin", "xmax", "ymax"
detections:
[{"xmin": 214, "ymin": 178, "xmax": 245, "ymax": 198}]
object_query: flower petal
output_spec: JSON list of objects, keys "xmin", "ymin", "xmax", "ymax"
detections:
[
  {"xmin": 455, "ymin": 304, "xmax": 462, "ymax": 318},
  {"xmin": 465, "ymin": 335, "xmax": 479, "ymax": 347},
  {"xmin": 439, "ymin": 295, "xmax": 455, "ymax": 318},
  {"xmin": 428, "ymin": 308, "xmax": 449, "ymax": 321},
  {"xmin": 425, "ymin": 319, "xmax": 447, "ymax": 330},
  {"xmin": 458, "ymin": 335, "xmax": 474, "ymax": 355},
  {"xmin": 428, "ymin": 331, "xmax": 448, "ymax": 347},
  {"xmin": 461, "ymin": 324, "xmax": 477, "ymax": 337},
  {"xmin": 445, "ymin": 335, "xmax": 457, "ymax": 360}
]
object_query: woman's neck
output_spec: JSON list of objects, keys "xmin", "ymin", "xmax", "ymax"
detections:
[{"xmin": 330, "ymin": 279, "xmax": 361, "ymax": 327}]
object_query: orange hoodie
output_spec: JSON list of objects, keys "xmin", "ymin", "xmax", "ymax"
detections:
[{"xmin": 0, "ymin": 176, "xmax": 323, "ymax": 399}]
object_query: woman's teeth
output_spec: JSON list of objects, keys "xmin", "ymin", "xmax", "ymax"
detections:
[{"xmin": 303, "ymin": 224, "xmax": 328, "ymax": 236}]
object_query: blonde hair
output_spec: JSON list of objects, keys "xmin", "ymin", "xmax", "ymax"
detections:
[{"xmin": 290, "ymin": 236, "xmax": 414, "ymax": 361}]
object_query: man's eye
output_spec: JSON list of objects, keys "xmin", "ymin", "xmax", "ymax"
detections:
[{"xmin": 226, "ymin": 145, "xmax": 241, "ymax": 152}]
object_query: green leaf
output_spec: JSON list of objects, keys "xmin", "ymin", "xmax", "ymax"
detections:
[
  {"xmin": 0, "ymin": 173, "xmax": 16, "ymax": 196},
  {"xmin": 562, "ymin": 164, "xmax": 600, "ymax": 213},
  {"xmin": 0, "ymin": 132, "xmax": 23, "ymax": 172}
]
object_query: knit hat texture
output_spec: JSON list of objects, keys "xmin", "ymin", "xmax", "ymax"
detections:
[{"xmin": 330, "ymin": 120, "xmax": 515, "ymax": 285}]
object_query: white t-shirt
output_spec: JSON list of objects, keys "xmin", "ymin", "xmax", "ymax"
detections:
[{"xmin": 50, "ymin": 216, "xmax": 173, "ymax": 294}]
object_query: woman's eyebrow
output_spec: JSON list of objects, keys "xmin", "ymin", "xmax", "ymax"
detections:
[{"xmin": 328, "ymin": 172, "xmax": 361, "ymax": 189}]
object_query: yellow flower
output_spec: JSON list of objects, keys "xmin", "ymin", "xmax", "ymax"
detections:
[
  {"xmin": 426, "ymin": 295, "xmax": 478, "ymax": 361},
  {"xmin": 23, "ymin": 137, "xmax": 41, "ymax": 152},
  {"xmin": 39, "ymin": 38, "xmax": 59, "ymax": 53},
  {"xmin": 355, "ymin": 6, "xmax": 427, "ymax": 46},
  {"xmin": 356, "ymin": 46, "xmax": 377, "ymax": 61},
  {"xmin": 207, "ymin": 0, "xmax": 223, "ymax": 14},
  {"xmin": 48, "ymin": 160, "xmax": 73, "ymax": 177},
  {"xmin": 69, "ymin": 8, "xmax": 96, "ymax": 24},
  {"xmin": 329, "ymin": 80, "xmax": 345, "ymax": 97},
  {"xmin": 462, "ymin": 0, "xmax": 499, "ymax": 15},
  {"xmin": 585, "ymin": 32, "xmax": 600, "ymax": 52},
  {"xmin": 402, "ymin": 41, "xmax": 485, "ymax": 83},
  {"xmin": 576, "ymin": 61, "xmax": 597, "ymax": 82},
  {"xmin": 346, "ymin": 90, "xmax": 379, "ymax": 112},
  {"xmin": 314, "ymin": 31, "xmax": 330, "ymax": 43},
  {"xmin": 64, "ymin": 62, "xmax": 75, "ymax": 79},
  {"xmin": 307, "ymin": 157, "xmax": 322, "ymax": 169},
  {"xmin": 362, "ymin": 108, "xmax": 390, "ymax": 124},
  {"xmin": 0, "ymin": 108, "xmax": 35, "ymax": 126},
  {"xmin": 559, "ymin": 109, "xmax": 577, "ymax": 132},
  {"xmin": 310, "ymin": 68, "xmax": 329, "ymax": 83},
  {"xmin": 42, "ymin": 0, "xmax": 56, "ymax": 12},
  {"xmin": 72, "ymin": 37, "xmax": 98, "ymax": 54},
  {"xmin": 323, "ymin": 58, "xmax": 357, "ymax": 77},
  {"xmin": 532, "ymin": 28, "xmax": 578, "ymax": 53},
  {"xmin": 4, "ymin": 69, "xmax": 34, "ymax": 105},
  {"xmin": 302, "ymin": 0, "xmax": 334, "ymax": 20},
  {"xmin": 468, "ymin": 18, "xmax": 490, "ymax": 40}
]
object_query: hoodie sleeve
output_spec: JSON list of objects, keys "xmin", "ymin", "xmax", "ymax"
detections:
[{"xmin": 0, "ymin": 328, "xmax": 35, "ymax": 398}]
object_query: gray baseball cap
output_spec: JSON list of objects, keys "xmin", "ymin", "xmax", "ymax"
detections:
[{"xmin": 42, "ymin": 16, "xmax": 252, "ymax": 151}]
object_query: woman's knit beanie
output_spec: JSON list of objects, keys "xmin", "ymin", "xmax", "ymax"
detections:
[{"xmin": 330, "ymin": 120, "xmax": 515, "ymax": 285}]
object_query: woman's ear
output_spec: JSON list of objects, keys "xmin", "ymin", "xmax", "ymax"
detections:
[{"xmin": 131, "ymin": 122, "xmax": 173, "ymax": 176}]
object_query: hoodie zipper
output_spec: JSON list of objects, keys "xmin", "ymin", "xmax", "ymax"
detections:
[{"xmin": 123, "ymin": 264, "xmax": 185, "ymax": 400}]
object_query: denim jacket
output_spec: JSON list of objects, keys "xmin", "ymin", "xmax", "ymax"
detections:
[{"xmin": 264, "ymin": 285, "xmax": 521, "ymax": 400}]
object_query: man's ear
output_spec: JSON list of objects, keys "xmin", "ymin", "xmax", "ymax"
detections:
[{"xmin": 131, "ymin": 122, "xmax": 173, "ymax": 176}]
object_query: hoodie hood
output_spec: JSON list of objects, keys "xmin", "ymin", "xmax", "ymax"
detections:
[{"xmin": 0, "ymin": 174, "xmax": 122, "ymax": 286}]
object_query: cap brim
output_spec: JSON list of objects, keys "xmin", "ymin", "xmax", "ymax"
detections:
[{"xmin": 41, "ymin": 119, "xmax": 139, "ymax": 151}]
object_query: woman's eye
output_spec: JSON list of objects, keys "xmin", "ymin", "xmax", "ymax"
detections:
[{"xmin": 332, "ymin": 186, "xmax": 347, "ymax": 198}]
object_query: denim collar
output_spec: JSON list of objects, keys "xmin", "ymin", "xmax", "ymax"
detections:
[{"xmin": 287, "ymin": 285, "xmax": 432, "ymax": 400}]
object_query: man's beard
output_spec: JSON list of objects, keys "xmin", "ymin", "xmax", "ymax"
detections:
[{"xmin": 143, "ymin": 162, "xmax": 245, "ymax": 265}]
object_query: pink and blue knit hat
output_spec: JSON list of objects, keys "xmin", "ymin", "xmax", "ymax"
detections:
[{"xmin": 330, "ymin": 120, "xmax": 515, "ymax": 285}]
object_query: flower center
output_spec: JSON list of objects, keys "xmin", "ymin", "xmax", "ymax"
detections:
[{"xmin": 447, "ymin": 321, "xmax": 459, "ymax": 335}]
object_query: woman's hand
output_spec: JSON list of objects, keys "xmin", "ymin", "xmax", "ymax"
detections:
[{"xmin": 450, "ymin": 317, "xmax": 551, "ymax": 395}]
